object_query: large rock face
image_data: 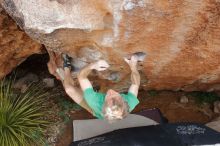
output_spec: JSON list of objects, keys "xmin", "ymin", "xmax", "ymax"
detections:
[
  {"xmin": 2, "ymin": 0, "xmax": 220, "ymax": 92},
  {"xmin": 0, "ymin": 6, "xmax": 42, "ymax": 79}
]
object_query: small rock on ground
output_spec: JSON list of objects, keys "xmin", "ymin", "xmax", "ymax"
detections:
[
  {"xmin": 180, "ymin": 96, "xmax": 189, "ymax": 104},
  {"xmin": 214, "ymin": 101, "xmax": 220, "ymax": 114},
  {"xmin": 43, "ymin": 78, "xmax": 55, "ymax": 88}
]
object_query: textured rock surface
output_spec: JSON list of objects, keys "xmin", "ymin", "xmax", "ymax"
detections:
[
  {"xmin": 0, "ymin": 6, "xmax": 42, "ymax": 79},
  {"xmin": 2, "ymin": 0, "xmax": 220, "ymax": 91},
  {"xmin": 214, "ymin": 101, "xmax": 220, "ymax": 113}
]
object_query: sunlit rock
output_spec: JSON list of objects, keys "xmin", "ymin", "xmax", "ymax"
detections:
[{"xmin": 2, "ymin": 0, "xmax": 220, "ymax": 91}]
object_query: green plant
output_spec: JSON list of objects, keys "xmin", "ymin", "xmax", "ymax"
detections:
[
  {"xmin": 188, "ymin": 91, "xmax": 220, "ymax": 104},
  {"xmin": 57, "ymin": 97, "xmax": 82, "ymax": 123},
  {"xmin": 0, "ymin": 78, "xmax": 50, "ymax": 146},
  {"xmin": 59, "ymin": 99, "xmax": 82, "ymax": 111}
]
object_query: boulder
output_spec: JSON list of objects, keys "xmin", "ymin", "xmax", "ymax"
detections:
[
  {"xmin": 13, "ymin": 73, "xmax": 39, "ymax": 89},
  {"xmin": 2, "ymin": 0, "xmax": 220, "ymax": 92},
  {"xmin": 0, "ymin": 6, "xmax": 42, "ymax": 79}
]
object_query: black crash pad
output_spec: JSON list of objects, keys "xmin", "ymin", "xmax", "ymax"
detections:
[{"xmin": 70, "ymin": 123, "xmax": 220, "ymax": 146}]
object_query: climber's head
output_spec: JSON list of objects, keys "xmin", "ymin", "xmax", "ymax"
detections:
[{"xmin": 102, "ymin": 89, "xmax": 129, "ymax": 122}]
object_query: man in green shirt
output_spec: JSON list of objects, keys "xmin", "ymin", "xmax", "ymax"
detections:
[{"xmin": 49, "ymin": 52, "xmax": 142, "ymax": 122}]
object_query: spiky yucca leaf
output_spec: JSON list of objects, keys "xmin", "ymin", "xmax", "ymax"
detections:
[{"xmin": 0, "ymin": 77, "xmax": 50, "ymax": 146}]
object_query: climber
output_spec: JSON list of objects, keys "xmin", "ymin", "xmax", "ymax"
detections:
[{"xmin": 48, "ymin": 52, "xmax": 145, "ymax": 122}]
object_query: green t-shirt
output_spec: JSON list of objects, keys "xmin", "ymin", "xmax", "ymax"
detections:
[{"xmin": 83, "ymin": 88, "xmax": 139, "ymax": 119}]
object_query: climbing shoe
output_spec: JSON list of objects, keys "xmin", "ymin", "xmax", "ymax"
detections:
[{"xmin": 62, "ymin": 54, "xmax": 72, "ymax": 69}]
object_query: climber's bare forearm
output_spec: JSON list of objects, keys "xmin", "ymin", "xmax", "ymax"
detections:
[
  {"xmin": 131, "ymin": 67, "xmax": 140, "ymax": 86},
  {"xmin": 128, "ymin": 67, "xmax": 140, "ymax": 96},
  {"xmin": 78, "ymin": 63, "xmax": 94, "ymax": 79},
  {"xmin": 78, "ymin": 63, "xmax": 94, "ymax": 91}
]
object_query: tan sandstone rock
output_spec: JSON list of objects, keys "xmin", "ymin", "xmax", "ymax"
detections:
[
  {"xmin": 1, "ymin": 0, "xmax": 220, "ymax": 92},
  {"xmin": 0, "ymin": 7, "xmax": 42, "ymax": 79},
  {"xmin": 214, "ymin": 101, "xmax": 220, "ymax": 114},
  {"xmin": 179, "ymin": 96, "xmax": 189, "ymax": 104}
]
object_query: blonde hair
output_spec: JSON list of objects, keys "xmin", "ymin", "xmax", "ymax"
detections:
[{"xmin": 102, "ymin": 98, "xmax": 129, "ymax": 122}]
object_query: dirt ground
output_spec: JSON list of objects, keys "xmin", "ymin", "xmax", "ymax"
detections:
[{"xmin": 55, "ymin": 90, "xmax": 218, "ymax": 146}]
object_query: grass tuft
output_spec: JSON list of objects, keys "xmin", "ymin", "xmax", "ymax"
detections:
[
  {"xmin": 56, "ymin": 97, "xmax": 82, "ymax": 123},
  {"xmin": 0, "ymin": 77, "xmax": 50, "ymax": 146}
]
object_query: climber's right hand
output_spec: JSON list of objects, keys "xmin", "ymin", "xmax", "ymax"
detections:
[
  {"xmin": 124, "ymin": 55, "xmax": 138, "ymax": 71},
  {"xmin": 90, "ymin": 60, "xmax": 110, "ymax": 71}
]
